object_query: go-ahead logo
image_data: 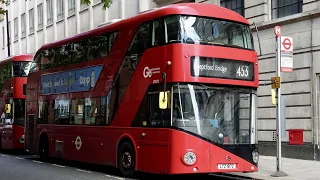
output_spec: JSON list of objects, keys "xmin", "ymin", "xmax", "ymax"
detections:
[{"xmin": 143, "ymin": 66, "xmax": 160, "ymax": 78}]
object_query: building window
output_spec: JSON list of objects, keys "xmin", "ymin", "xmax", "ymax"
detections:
[
  {"xmin": 47, "ymin": 0, "xmax": 53, "ymax": 25},
  {"xmin": 68, "ymin": 0, "xmax": 75, "ymax": 16},
  {"xmin": 21, "ymin": 13, "xmax": 26, "ymax": 38},
  {"xmin": 80, "ymin": 4, "xmax": 88, "ymax": 11},
  {"xmin": 38, "ymin": 3, "xmax": 43, "ymax": 29},
  {"xmin": 221, "ymin": 0, "xmax": 244, "ymax": 16},
  {"xmin": 57, "ymin": 0, "xmax": 64, "ymax": 20},
  {"xmin": 272, "ymin": 0, "xmax": 303, "ymax": 19},
  {"xmin": 2, "ymin": 27, "xmax": 4, "ymax": 49},
  {"xmin": 93, "ymin": 0, "xmax": 101, "ymax": 4},
  {"xmin": 14, "ymin": 17, "xmax": 18, "ymax": 41},
  {"xmin": 29, "ymin": 9, "xmax": 34, "ymax": 34}
]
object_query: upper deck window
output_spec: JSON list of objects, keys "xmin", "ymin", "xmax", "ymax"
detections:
[
  {"xmin": 164, "ymin": 15, "xmax": 253, "ymax": 50},
  {"xmin": 32, "ymin": 31, "xmax": 118, "ymax": 71},
  {"xmin": 13, "ymin": 62, "xmax": 32, "ymax": 77}
]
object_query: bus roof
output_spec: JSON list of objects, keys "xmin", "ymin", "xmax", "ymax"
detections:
[
  {"xmin": 39, "ymin": 3, "xmax": 249, "ymax": 51},
  {"xmin": 0, "ymin": 54, "xmax": 34, "ymax": 64}
]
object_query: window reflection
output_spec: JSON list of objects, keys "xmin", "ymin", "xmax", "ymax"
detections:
[
  {"xmin": 13, "ymin": 62, "xmax": 32, "ymax": 77},
  {"xmin": 164, "ymin": 15, "xmax": 253, "ymax": 50}
]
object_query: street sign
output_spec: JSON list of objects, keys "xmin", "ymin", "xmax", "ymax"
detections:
[
  {"xmin": 280, "ymin": 36, "xmax": 293, "ymax": 72},
  {"xmin": 271, "ymin": 76, "xmax": 280, "ymax": 89},
  {"xmin": 281, "ymin": 37, "xmax": 293, "ymax": 52},
  {"xmin": 274, "ymin": 26, "xmax": 281, "ymax": 37}
]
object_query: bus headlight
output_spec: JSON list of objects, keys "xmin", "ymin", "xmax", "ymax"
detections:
[
  {"xmin": 183, "ymin": 151, "xmax": 197, "ymax": 166},
  {"xmin": 252, "ymin": 150, "xmax": 259, "ymax": 164},
  {"xmin": 18, "ymin": 135, "xmax": 25, "ymax": 144}
]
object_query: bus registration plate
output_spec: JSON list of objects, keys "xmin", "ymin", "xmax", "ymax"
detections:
[{"xmin": 217, "ymin": 164, "xmax": 236, "ymax": 169}]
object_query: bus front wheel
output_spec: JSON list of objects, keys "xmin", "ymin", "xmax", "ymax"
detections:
[{"xmin": 118, "ymin": 142, "xmax": 136, "ymax": 178}]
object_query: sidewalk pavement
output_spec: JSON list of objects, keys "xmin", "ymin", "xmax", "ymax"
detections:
[{"xmin": 229, "ymin": 156, "xmax": 320, "ymax": 180}]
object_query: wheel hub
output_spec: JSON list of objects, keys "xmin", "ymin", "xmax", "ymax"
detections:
[{"xmin": 122, "ymin": 152, "xmax": 131, "ymax": 169}]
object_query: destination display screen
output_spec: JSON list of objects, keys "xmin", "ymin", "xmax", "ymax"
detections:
[{"xmin": 191, "ymin": 56, "xmax": 254, "ymax": 81}]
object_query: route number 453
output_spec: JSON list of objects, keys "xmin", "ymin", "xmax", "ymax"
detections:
[{"xmin": 237, "ymin": 66, "xmax": 249, "ymax": 77}]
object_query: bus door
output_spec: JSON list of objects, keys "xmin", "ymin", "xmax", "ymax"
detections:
[{"xmin": 134, "ymin": 87, "xmax": 170, "ymax": 174}]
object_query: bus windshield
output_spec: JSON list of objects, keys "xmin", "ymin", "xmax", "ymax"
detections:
[
  {"xmin": 172, "ymin": 84, "xmax": 256, "ymax": 145},
  {"xmin": 164, "ymin": 15, "xmax": 253, "ymax": 50},
  {"xmin": 13, "ymin": 62, "xmax": 32, "ymax": 77}
]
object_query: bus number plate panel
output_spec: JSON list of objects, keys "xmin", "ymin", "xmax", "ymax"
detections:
[{"xmin": 217, "ymin": 163, "xmax": 237, "ymax": 169}]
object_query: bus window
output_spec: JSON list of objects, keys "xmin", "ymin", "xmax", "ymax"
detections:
[
  {"xmin": 132, "ymin": 84, "xmax": 171, "ymax": 127},
  {"xmin": 152, "ymin": 19, "xmax": 165, "ymax": 46},
  {"xmin": 128, "ymin": 22, "xmax": 151, "ymax": 56},
  {"xmin": 41, "ymin": 49, "xmax": 56, "ymax": 70},
  {"xmin": 88, "ymin": 34, "xmax": 109, "ymax": 60},
  {"xmin": 70, "ymin": 99, "xmax": 85, "ymax": 125},
  {"xmin": 13, "ymin": 62, "xmax": 32, "ymax": 77},
  {"xmin": 13, "ymin": 99, "xmax": 26, "ymax": 127},
  {"xmin": 164, "ymin": 16, "xmax": 182, "ymax": 43},
  {"xmin": 73, "ymin": 40, "xmax": 89, "ymax": 64},
  {"xmin": 54, "ymin": 99, "xmax": 70, "ymax": 125},
  {"xmin": 56, "ymin": 44, "xmax": 73, "ymax": 67},
  {"xmin": 109, "ymin": 32, "xmax": 118, "ymax": 52},
  {"xmin": 30, "ymin": 53, "xmax": 40, "ymax": 73}
]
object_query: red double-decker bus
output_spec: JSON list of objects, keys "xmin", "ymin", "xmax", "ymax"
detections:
[
  {"xmin": 25, "ymin": 3, "xmax": 258, "ymax": 177},
  {"xmin": 0, "ymin": 54, "xmax": 33, "ymax": 150}
]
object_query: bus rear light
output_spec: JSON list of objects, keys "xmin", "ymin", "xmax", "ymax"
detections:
[{"xmin": 182, "ymin": 151, "xmax": 197, "ymax": 166}]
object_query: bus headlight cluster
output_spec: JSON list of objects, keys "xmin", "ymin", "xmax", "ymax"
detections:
[
  {"xmin": 252, "ymin": 150, "xmax": 259, "ymax": 164},
  {"xmin": 183, "ymin": 151, "xmax": 197, "ymax": 165}
]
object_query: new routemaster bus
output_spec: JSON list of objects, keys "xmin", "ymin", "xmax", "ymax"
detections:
[
  {"xmin": 25, "ymin": 3, "xmax": 258, "ymax": 177},
  {"xmin": 0, "ymin": 54, "xmax": 33, "ymax": 150}
]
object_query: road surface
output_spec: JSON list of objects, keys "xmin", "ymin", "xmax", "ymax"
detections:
[{"xmin": 0, "ymin": 150, "xmax": 252, "ymax": 180}]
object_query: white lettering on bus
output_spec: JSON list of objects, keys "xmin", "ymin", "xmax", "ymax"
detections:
[
  {"xmin": 79, "ymin": 76, "xmax": 90, "ymax": 86},
  {"xmin": 198, "ymin": 64, "xmax": 227, "ymax": 74}
]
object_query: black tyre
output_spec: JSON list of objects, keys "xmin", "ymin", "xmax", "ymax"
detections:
[
  {"xmin": 39, "ymin": 137, "xmax": 49, "ymax": 162},
  {"xmin": 118, "ymin": 142, "xmax": 136, "ymax": 178}
]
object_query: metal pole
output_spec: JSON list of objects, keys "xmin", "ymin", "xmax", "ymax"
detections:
[
  {"xmin": 5, "ymin": 10, "xmax": 10, "ymax": 57},
  {"xmin": 276, "ymin": 36, "xmax": 282, "ymax": 172},
  {"xmin": 272, "ymin": 35, "xmax": 288, "ymax": 177}
]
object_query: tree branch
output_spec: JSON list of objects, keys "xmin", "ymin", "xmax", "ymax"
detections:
[{"xmin": 80, "ymin": 0, "xmax": 112, "ymax": 10}]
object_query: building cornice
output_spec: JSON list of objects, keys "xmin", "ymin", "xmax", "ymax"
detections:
[{"xmin": 251, "ymin": 8, "xmax": 320, "ymax": 31}]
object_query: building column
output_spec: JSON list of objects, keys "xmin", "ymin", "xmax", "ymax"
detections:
[
  {"xmin": 64, "ymin": 0, "xmax": 68, "ymax": 37},
  {"xmin": 26, "ymin": 0, "xmax": 29, "ymax": 53},
  {"xmin": 139, "ymin": 0, "xmax": 149, "ymax": 12},
  {"xmin": 89, "ymin": 1, "xmax": 93, "ymax": 29},
  {"xmin": 43, "ymin": 0, "xmax": 48, "ymax": 44},
  {"xmin": 34, "ymin": 0, "xmax": 38, "ymax": 51},
  {"xmin": 75, "ymin": 0, "xmax": 80, "ymax": 34},
  {"xmin": 3, "ymin": 5, "xmax": 7, "ymax": 56},
  {"xmin": 120, "ymin": 0, "xmax": 125, "ymax": 19},
  {"xmin": 53, "ymin": 0, "xmax": 57, "ymax": 41},
  {"xmin": 9, "ymin": 2, "xmax": 14, "ymax": 54},
  {"xmin": 18, "ymin": 0, "xmax": 21, "ymax": 54}
]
